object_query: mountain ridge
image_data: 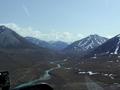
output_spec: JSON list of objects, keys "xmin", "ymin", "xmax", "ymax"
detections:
[
  {"xmin": 88, "ymin": 34, "xmax": 120, "ymax": 57},
  {"xmin": 63, "ymin": 34, "xmax": 108, "ymax": 57},
  {"xmin": 25, "ymin": 37, "xmax": 68, "ymax": 51},
  {"xmin": 0, "ymin": 25, "xmax": 39, "ymax": 49}
]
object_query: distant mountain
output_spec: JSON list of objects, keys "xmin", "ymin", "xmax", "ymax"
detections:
[
  {"xmin": 64, "ymin": 34, "xmax": 108, "ymax": 56},
  {"xmin": 25, "ymin": 37, "xmax": 51, "ymax": 48},
  {"xmin": 25, "ymin": 37, "xmax": 68, "ymax": 51},
  {"xmin": 0, "ymin": 25, "xmax": 38, "ymax": 49},
  {"xmin": 49, "ymin": 41, "xmax": 69, "ymax": 51},
  {"xmin": 89, "ymin": 34, "xmax": 120, "ymax": 57}
]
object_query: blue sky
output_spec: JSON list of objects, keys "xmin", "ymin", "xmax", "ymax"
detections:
[{"xmin": 0, "ymin": 0, "xmax": 120, "ymax": 42}]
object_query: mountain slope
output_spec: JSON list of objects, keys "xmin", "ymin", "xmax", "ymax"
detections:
[
  {"xmin": 64, "ymin": 34, "xmax": 108, "ymax": 56},
  {"xmin": 25, "ymin": 37, "xmax": 68, "ymax": 51},
  {"xmin": 49, "ymin": 41, "xmax": 68, "ymax": 51},
  {"xmin": 89, "ymin": 34, "xmax": 120, "ymax": 57},
  {"xmin": 0, "ymin": 26, "xmax": 60, "ymax": 87},
  {"xmin": 25, "ymin": 37, "xmax": 51, "ymax": 48},
  {"xmin": 0, "ymin": 25, "xmax": 38, "ymax": 49}
]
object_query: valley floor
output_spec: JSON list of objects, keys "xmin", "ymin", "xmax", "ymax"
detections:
[{"xmin": 12, "ymin": 58, "xmax": 120, "ymax": 90}]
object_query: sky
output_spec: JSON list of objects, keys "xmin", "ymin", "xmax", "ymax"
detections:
[{"xmin": 0, "ymin": 0, "xmax": 120, "ymax": 42}]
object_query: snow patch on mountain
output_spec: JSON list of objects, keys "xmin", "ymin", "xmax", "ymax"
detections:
[
  {"xmin": 116, "ymin": 34, "xmax": 120, "ymax": 38},
  {"xmin": 64, "ymin": 34, "xmax": 108, "ymax": 55},
  {"xmin": 114, "ymin": 38, "xmax": 120, "ymax": 54},
  {"xmin": 89, "ymin": 34, "xmax": 120, "ymax": 56},
  {"xmin": 77, "ymin": 35, "xmax": 107, "ymax": 51}
]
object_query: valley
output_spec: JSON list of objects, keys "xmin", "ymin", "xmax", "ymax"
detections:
[
  {"xmin": 1, "ymin": 0, "xmax": 120, "ymax": 90},
  {"xmin": 12, "ymin": 57, "xmax": 120, "ymax": 90},
  {"xmin": 0, "ymin": 26, "xmax": 120, "ymax": 90}
]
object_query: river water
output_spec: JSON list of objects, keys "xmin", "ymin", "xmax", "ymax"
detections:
[{"xmin": 15, "ymin": 63, "xmax": 61, "ymax": 89}]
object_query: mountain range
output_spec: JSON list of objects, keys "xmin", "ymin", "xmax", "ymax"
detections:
[
  {"xmin": 0, "ymin": 25, "xmax": 120, "ymax": 88},
  {"xmin": 1, "ymin": 25, "xmax": 120, "ymax": 59},
  {"xmin": 48, "ymin": 41, "xmax": 68, "ymax": 51},
  {"xmin": 25, "ymin": 37, "xmax": 68, "ymax": 51}
]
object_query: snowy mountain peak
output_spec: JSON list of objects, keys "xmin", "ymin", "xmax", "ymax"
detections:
[
  {"xmin": 116, "ymin": 34, "xmax": 120, "ymax": 38},
  {"xmin": 64, "ymin": 35, "xmax": 108, "ymax": 56},
  {"xmin": 90, "ymin": 34, "xmax": 120, "ymax": 56},
  {"xmin": 77, "ymin": 34, "xmax": 107, "ymax": 50}
]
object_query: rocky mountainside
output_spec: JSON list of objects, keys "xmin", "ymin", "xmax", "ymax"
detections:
[
  {"xmin": 64, "ymin": 34, "xmax": 108, "ymax": 56},
  {"xmin": 89, "ymin": 34, "xmax": 120, "ymax": 57},
  {"xmin": 25, "ymin": 37, "xmax": 51, "ymax": 48},
  {"xmin": 0, "ymin": 25, "xmax": 38, "ymax": 49},
  {"xmin": 25, "ymin": 37, "xmax": 68, "ymax": 51}
]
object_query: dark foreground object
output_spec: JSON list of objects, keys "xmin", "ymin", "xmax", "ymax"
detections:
[
  {"xmin": 15, "ymin": 84, "xmax": 53, "ymax": 90},
  {"xmin": 0, "ymin": 71, "xmax": 10, "ymax": 90}
]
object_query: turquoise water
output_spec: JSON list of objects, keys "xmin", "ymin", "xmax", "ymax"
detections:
[{"xmin": 15, "ymin": 63, "xmax": 61, "ymax": 89}]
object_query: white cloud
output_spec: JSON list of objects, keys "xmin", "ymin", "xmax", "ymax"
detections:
[{"xmin": 0, "ymin": 23, "xmax": 84, "ymax": 43}]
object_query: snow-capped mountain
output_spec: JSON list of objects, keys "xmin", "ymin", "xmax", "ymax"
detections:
[
  {"xmin": 89, "ymin": 34, "xmax": 120, "ymax": 56},
  {"xmin": 0, "ymin": 25, "xmax": 38, "ymax": 48},
  {"xmin": 64, "ymin": 34, "xmax": 108, "ymax": 56}
]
